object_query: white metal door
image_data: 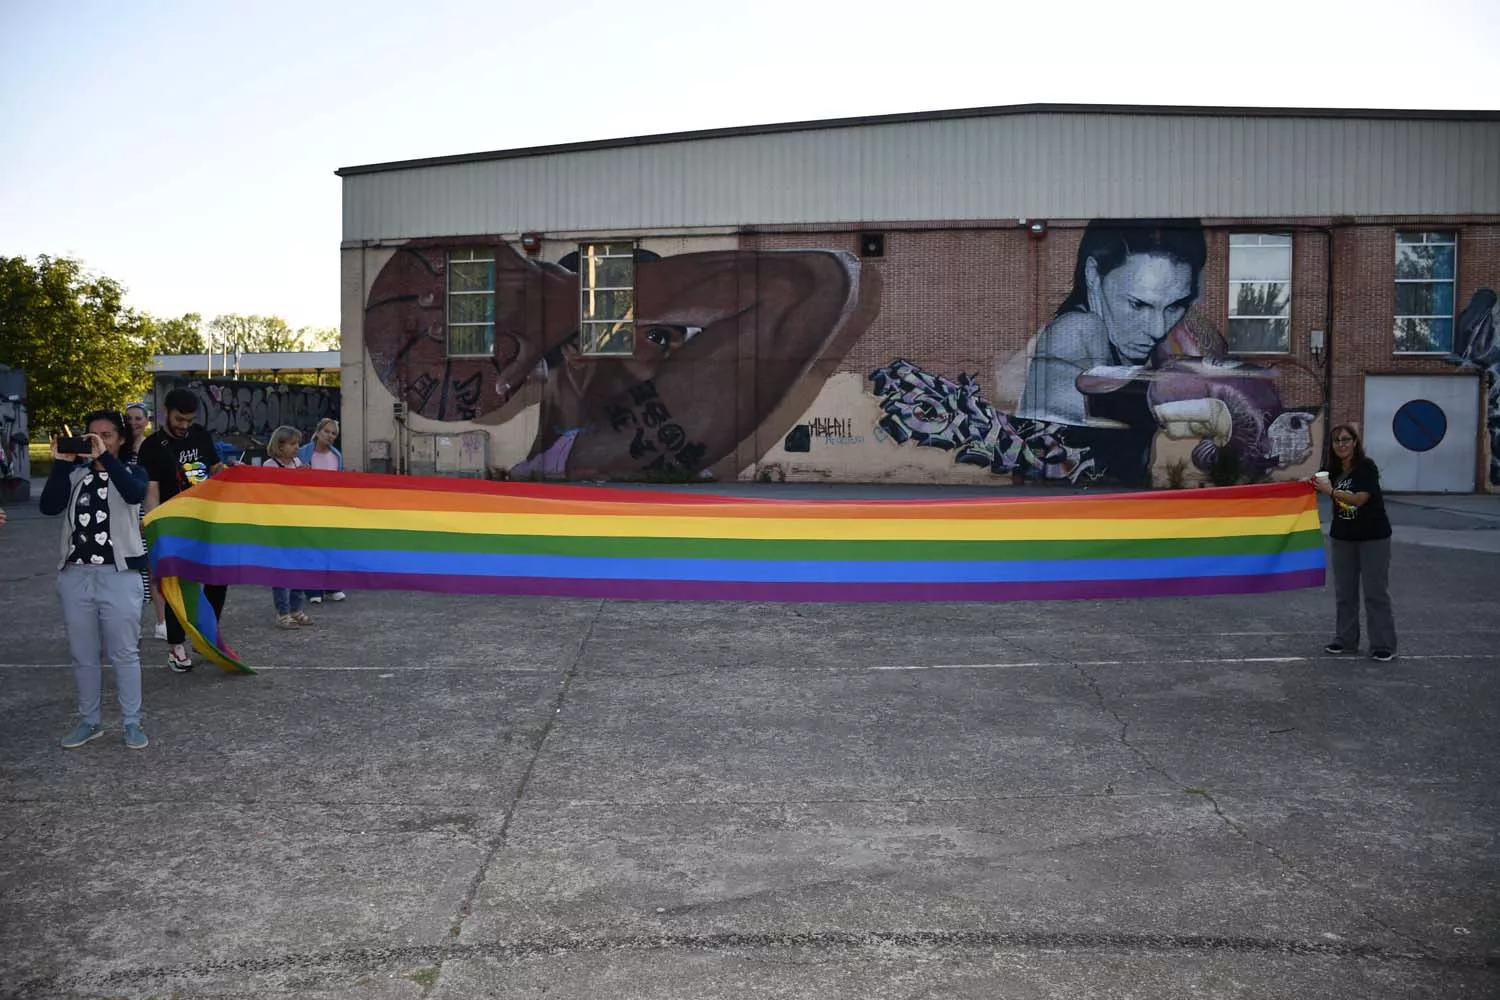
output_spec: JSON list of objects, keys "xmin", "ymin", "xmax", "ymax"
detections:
[{"xmin": 1362, "ymin": 375, "xmax": 1480, "ymax": 492}]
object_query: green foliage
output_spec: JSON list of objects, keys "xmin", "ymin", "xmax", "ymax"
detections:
[
  {"xmin": 297, "ymin": 325, "xmax": 341, "ymax": 350},
  {"xmin": 141, "ymin": 312, "xmax": 206, "ymax": 355},
  {"xmin": 207, "ymin": 315, "xmax": 340, "ymax": 353},
  {"xmin": 0, "ymin": 255, "xmax": 152, "ymax": 431},
  {"xmin": 29, "ymin": 441, "xmax": 52, "ymax": 476}
]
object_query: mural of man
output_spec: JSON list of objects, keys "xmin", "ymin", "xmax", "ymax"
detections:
[{"xmin": 364, "ymin": 241, "xmax": 881, "ymax": 481}]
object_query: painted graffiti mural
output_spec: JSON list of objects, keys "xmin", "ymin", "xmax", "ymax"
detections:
[
  {"xmin": 873, "ymin": 220, "xmax": 1316, "ymax": 485},
  {"xmin": 0, "ymin": 367, "xmax": 29, "ymax": 502},
  {"xmin": 364, "ymin": 240, "xmax": 881, "ymax": 479},
  {"xmin": 1452, "ymin": 287, "xmax": 1500, "ymax": 485},
  {"xmin": 154, "ymin": 377, "xmax": 340, "ymax": 446},
  {"xmin": 359, "ymin": 221, "xmax": 1333, "ymax": 485}
]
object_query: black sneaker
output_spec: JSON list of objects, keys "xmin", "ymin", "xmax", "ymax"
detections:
[
  {"xmin": 1323, "ymin": 643, "xmax": 1348, "ymax": 655},
  {"xmin": 1371, "ymin": 649, "xmax": 1395, "ymax": 663}
]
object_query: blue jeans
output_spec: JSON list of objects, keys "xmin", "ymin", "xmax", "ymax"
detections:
[
  {"xmin": 57, "ymin": 565, "xmax": 144, "ymax": 726},
  {"xmin": 272, "ymin": 588, "xmax": 305, "ymax": 615}
]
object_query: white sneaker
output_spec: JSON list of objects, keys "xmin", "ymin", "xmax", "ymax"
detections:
[
  {"xmin": 327, "ymin": 591, "xmax": 347, "ymax": 602},
  {"xmin": 153, "ymin": 621, "xmax": 168, "ymax": 641},
  {"xmin": 307, "ymin": 595, "xmax": 322, "ymax": 604}
]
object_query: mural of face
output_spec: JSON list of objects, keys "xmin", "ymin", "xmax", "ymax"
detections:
[
  {"xmin": 364, "ymin": 241, "xmax": 882, "ymax": 480},
  {"xmin": 1085, "ymin": 252, "xmax": 1196, "ymax": 364},
  {"xmin": 874, "ymin": 219, "xmax": 1321, "ymax": 487}
]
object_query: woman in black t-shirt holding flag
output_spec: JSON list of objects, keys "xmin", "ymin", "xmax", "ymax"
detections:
[{"xmin": 1311, "ymin": 424, "xmax": 1397, "ymax": 662}]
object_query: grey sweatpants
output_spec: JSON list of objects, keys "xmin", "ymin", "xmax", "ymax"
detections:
[
  {"xmin": 1330, "ymin": 537, "xmax": 1398, "ymax": 654},
  {"xmin": 57, "ymin": 565, "xmax": 145, "ymax": 726}
]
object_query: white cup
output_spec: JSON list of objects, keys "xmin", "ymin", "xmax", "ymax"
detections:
[{"xmin": 1314, "ymin": 471, "xmax": 1330, "ymax": 484}]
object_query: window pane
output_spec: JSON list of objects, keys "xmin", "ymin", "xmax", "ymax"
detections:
[
  {"xmin": 581, "ymin": 321, "xmax": 634, "ymax": 356},
  {"xmin": 1230, "ymin": 233, "xmax": 1291, "ymax": 247},
  {"xmin": 1229, "ymin": 244, "xmax": 1291, "ymax": 282},
  {"xmin": 1396, "ymin": 242, "xmax": 1456, "ymax": 279},
  {"xmin": 581, "ymin": 253, "xmax": 634, "ymax": 289},
  {"xmin": 581, "ymin": 288, "xmax": 634, "ymax": 322},
  {"xmin": 448, "ymin": 261, "xmax": 494, "ymax": 293},
  {"xmin": 448, "ymin": 293, "xmax": 494, "ymax": 324},
  {"xmin": 1394, "ymin": 281, "xmax": 1455, "ymax": 318},
  {"xmin": 449, "ymin": 247, "xmax": 493, "ymax": 262},
  {"xmin": 1396, "ymin": 231, "xmax": 1455, "ymax": 246},
  {"xmin": 1394, "ymin": 317, "xmax": 1453, "ymax": 353},
  {"xmin": 585, "ymin": 242, "xmax": 636, "ymax": 259},
  {"xmin": 1230, "ymin": 281, "xmax": 1290, "ymax": 318},
  {"xmin": 1228, "ymin": 317, "xmax": 1289, "ymax": 353},
  {"xmin": 449, "ymin": 324, "xmax": 493, "ymax": 356}
]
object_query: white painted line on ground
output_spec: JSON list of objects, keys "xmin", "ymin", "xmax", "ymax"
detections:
[
  {"xmin": 1, "ymin": 653, "xmax": 1494, "ymax": 673},
  {"xmin": 872, "ymin": 653, "xmax": 1497, "ymax": 671}
]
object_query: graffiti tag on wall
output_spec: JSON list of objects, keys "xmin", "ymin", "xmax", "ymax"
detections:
[
  {"xmin": 1452, "ymin": 288, "xmax": 1500, "ymax": 486},
  {"xmin": 154, "ymin": 377, "xmax": 341, "ymax": 445},
  {"xmin": 872, "ymin": 219, "xmax": 1317, "ymax": 485},
  {"xmin": 364, "ymin": 240, "xmax": 882, "ymax": 479},
  {"xmin": 0, "ymin": 367, "xmax": 29, "ymax": 501}
]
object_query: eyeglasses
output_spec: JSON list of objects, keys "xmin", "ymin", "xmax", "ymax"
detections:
[{"xmin": 1332, "ymin": 437, "xmax": 1355, "ymax": 443}]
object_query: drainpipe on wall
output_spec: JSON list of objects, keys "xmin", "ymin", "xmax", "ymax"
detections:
[{"xmin": 1307, "ymin": 224, "xmax": 1339, "ymax": 470}]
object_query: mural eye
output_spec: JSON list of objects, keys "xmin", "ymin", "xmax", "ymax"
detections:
[{"xmin": 645, "ymin": 326, "xmax": 684, "ymax": 352}]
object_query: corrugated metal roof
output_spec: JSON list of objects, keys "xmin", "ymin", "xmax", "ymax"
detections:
[
  {"xmin": 336, "ymin": 102, "xmax": 1500, "ymax": 176},
  {"xmin": 340, "ymin": 105, "xmax": 1500, "ymax": 241}
]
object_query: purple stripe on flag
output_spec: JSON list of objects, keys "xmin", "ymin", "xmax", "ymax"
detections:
[{"xmin": 154, "ymin": 558, "xmax": 1325, "ymax": 604}]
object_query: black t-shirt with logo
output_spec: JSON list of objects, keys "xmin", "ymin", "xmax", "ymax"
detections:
[
  {"xmin": 1329, "ymin": 459, "xmax": 1392, "ymax": 542},
  {"xmin": 137, "ymin": 425, "xmax": 219, "ymax": 502}
]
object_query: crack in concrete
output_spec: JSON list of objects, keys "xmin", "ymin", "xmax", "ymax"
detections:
[
  {"xmin": 1071, "ymin": 661, "xmax": 1180, "ymax": 787},
  {"xmin": 1071, "ymin": 661, "xmax": 1446, "ymax": 964},
  {"xmin": 421, "ymin": 599, "xmax": 604, "ymax": 996},
  {"xmin": 13, "ymin": 927, "xmax": 1495, "ymax": 997}
]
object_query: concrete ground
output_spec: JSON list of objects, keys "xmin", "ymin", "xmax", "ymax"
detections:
[{"xmin": 1, "ymin": 484, "xmax": 1497, "ymax": 999}]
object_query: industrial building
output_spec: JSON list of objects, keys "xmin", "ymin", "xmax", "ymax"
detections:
[{"xmin": 335, "ymin": 104, "xmax": 1500, "ymax": 492}]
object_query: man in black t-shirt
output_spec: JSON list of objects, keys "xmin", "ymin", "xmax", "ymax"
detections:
[{"xmin": 138, "ymin": 388, "xmax": 226, "ymax": 673}]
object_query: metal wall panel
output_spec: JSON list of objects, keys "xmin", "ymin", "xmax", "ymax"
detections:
[{"xmin": 342, "ymin": 113, "xmax": 1500, "ymax": 241}]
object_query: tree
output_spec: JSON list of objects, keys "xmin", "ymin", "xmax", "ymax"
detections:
[
  {"xmin": 297, "ymin": 325, "xmax": 341, "ymax": 350},
  {"xmin": 143, "ymin": 312, "xmax": 206, "ymax": 355},
  {"xmin": 0, "ymin": 255, "xmax": 152, "ymax": 432},
  {"xmin": 208, "ymin": 314, "xmax": 311, "ymax": 353}
]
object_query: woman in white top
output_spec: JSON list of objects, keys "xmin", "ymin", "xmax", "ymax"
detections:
[
  {"xmin": 297, "ymin": 418, "xmax": 347, "ymax": 604},
  {"xmin": 264, "ymin": 426, "xmax": 315, "ymax": 629}
]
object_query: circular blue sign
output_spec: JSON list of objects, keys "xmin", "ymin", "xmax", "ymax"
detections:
[{"xmin": 1391, "ymin": 399, "xmax": 1447, "ymax": 453}]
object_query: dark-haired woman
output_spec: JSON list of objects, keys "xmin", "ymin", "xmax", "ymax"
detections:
[
  {"xmin": 1015, "ymin": 219, "xmax": 1211, "ymax": 484},
  {"xmin": 1311, "ymin": 423, "xmax": 1396, "ymax": 662},
  {"xmin": 39, "ymin": 410, "xmax": 152, "ymax": 749}
]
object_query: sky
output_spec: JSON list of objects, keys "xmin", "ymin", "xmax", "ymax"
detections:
[{"xmin": 2, "ymin": 0, "xmax": 1498, "ymax": 333}]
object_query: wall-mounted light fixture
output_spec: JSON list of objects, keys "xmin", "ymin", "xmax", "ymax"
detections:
[
  {"xmin": 1309, "ymin": 329, "xmax": 1325, "ymax": 361},
  {"xmin": 1026, "ymin": 220, "xmax": 1047, "ymax": 240},
  {"xmin": 520, "ymin": 232, "xmax": 543, "ymax": 256}
]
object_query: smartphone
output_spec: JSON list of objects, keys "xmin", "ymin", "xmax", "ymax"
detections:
[{"xmin": 56, "ymin": 434, "xmax": 92, "ymax": 454}]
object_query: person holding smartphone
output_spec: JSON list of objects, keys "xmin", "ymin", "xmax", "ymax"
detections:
[
  {"xmin": 136, "ymin": 388, "xmax": 225, "ymax": 672},
  {"xmin": 40, "ymin": 411, "xmax": 152, "ymax": 750}
]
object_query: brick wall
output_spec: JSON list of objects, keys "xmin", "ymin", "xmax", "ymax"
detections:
[{"xmin": 746, "ymin": 218, "xmax": 1499, "ymax": 426}]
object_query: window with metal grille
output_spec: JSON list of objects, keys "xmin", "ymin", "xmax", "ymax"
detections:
[
  {"xmin": 447, "ymin": 248, "xmax": 495, "ymax": 357},
  {"xmin": 1227, "ymin": 233, "xmax": 1292, "ymax": 354},
  {"xmin": 579, "ymin": 242, "xmax": 636, "ymax": 356},
  {"xmin": 1394, "ymin": 231, "xmax": 1457, "ymax": 354}
]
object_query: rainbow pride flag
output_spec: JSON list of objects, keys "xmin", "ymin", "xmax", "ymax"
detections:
[{"xmin": 144, "ymin": 468, "xmax": 1326, "ymax": 674}]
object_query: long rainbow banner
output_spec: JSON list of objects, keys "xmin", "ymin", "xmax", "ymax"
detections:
[{"xmin": 144, "ymin": 467, "xmax": 1326, "ymax": 674}]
